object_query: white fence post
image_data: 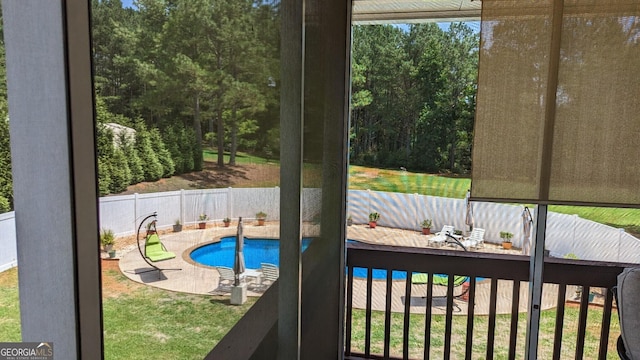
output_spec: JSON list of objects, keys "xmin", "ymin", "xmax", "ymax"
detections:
[{"xmin": 133, "ymin": 192, "xmax": 139, "ymax": 233}]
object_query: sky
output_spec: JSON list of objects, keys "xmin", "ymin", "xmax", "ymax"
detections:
[
  {"xmin": 121, "ymin": 0, "xmax": 135, "ymax": 8},
  {"xmin": 116, "ymin": 0, "xmax": 479, "ymax": 33}
]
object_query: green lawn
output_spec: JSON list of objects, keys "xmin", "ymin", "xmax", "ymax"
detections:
[
  {"xmin": 2, "ymin": 266, "xmax": 620, "ymax": 359},
  {"xmin": 349, "ymin": 304, "xmax": 620, "ymax": 359},
  {"xmin": 203, "ymin": 149, "xmax": 277, "ymax": 165},
  {"xmin": 0, "ymin": 268, "xmax": 255, "ymax": 360}
]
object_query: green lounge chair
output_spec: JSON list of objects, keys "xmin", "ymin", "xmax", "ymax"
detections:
[
  {"xmin": 135, "ymin": 213, "xmax": 181, "ymax": 278},
  {"xmin": 412, "ymin": 273, "xmax": 468, "ymax": 286},
  {"xmin": 145, "ymin": 233, "xmax": 176, "ymax": 262},
  {"xmin": 412, "ymin": 273, "xmax": 470, "ymax": 299}
]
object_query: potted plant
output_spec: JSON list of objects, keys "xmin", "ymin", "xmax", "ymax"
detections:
[
  {"xmin": 500, "ymin": 231, "xmax": 514, "ymax": 249},
  {"xmin": 347, "ymin": 215, "xmax": 353, "ymax": 226},
  {"xmin": 198, "ymin": 213, "xmax": 208, "ymax": 229},
  {"xmin": 173, "ymin": 219, "xmax": 182, "ymax": 232},
  {"xmin": 421, "ymin": 219, "xmax": 432, "ymax": 235},
  {"xmin": 368, "ymin": 212, "xmax": 380, "ymax": 228},
  {"xmin": 256, "ymin": 211, "xmax": 267, "ymax": 226},
  {"xmin": 100, "ymin": 228, "xmax": 115, "ymax": 253},
  {"xmin": 223, "ymin": 217, "xmax": 231, "ymax": 227}
]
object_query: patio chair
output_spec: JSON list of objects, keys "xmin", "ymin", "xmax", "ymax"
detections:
[
  {"xmin": 412, "ymin": 273, "xmax": 469, "ymax": 298},
  {"xmin": 260, "ymin": 263, "xmax": 279, "ymax": 287},
  {"xmin": 461, "ymin": 228, "xmax": 485, "ymax": 249},
  {"xmin": 145, "ymin": 233, "xmax": 176, "ymax": 262},
  {"xmin": 135, "ymin": 212, "xmax": 180, "ymax": 278},
  {"xmin": 429, "ymin": 225, "xmax": 455, "ymax": 247},
  {"xmin": 614, "ymin": 268, "xmax": 640, "ymax": 360},
  {"xmin": 216, "ymin": 266, "xmax": 237, "ymax": 287}
]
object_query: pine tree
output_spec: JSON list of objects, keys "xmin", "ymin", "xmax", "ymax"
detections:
[
  {"xmin": 149, "ymin": 128, "xmax": 175, "ymax": 177},
  {"xmin": 134, "ymin": 124, "xmax": 163, "ymax": 181},
  {"xmin": 109, "ymin": 147, "xmax": 132, "ymax": 193},
  {"xmin": 118, "ymin": 131, "xmax": 144, "ymax": 184}
]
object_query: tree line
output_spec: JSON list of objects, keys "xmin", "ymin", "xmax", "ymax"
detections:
[
  {"xmin": 0, "ymin": 1, "xmax": 479, "ymax": 212},
  {"xmin": 351, "ymin": 23, "xmax": 478, "ymax": 174}
]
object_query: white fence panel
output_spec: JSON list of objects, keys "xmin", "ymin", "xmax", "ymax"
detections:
[
  {"xmin": 183, "ymin": 189, "xmax": 229, "ymax": 224},
  {"xmin": 136, "ymin": 191, "xmax": 182, "ymax": 229},
  {"xmin": 2, "ymin": 188, "xmax": 639, "ymax": 272},
  {"xmin": 229, "ymin": 187, "xmax": 280, "ymax": 221},
  {"xmin": 99, "ymin": 195, "xmax": 136, "ymax": 235},
  {"xmin": 0, "ymin": 212, "xmax": 17, "ymax": 272}
]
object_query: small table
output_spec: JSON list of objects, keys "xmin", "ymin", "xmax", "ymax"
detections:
[{"xmin": 243, "ymin": 269, "xmax": 262, "ymax": 285}]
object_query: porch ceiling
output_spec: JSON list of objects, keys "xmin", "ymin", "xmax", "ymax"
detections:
[{"xmin": 352, "ymin": 0, "xmax": 481, "ymax": 24}]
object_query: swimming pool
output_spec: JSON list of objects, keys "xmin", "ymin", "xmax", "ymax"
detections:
[
  {"xmin": 190, "ymin": 236, "xmax": 313, "ymax": 270},
  {"xmin": 190, "ymin": 237, "xmax": 469, "ymax": 281}
]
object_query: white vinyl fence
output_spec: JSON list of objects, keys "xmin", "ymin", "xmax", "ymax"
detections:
[
  {"xmin": 1, "ymin": 188, "xmax": 639, "ymax": 271},
  {"xmin": 0, "ymin": 211, "xmax": 17, "ymax": 272}
]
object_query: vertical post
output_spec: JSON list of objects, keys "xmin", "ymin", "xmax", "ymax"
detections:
[
  {"xmin": 180, "ymin": 189, "xmax": 185, "ymax": 225},
  {"xmin": 525, "ymin": 205, "xmax": 548, "ymax": 360},
  {"xmin": 279, "ymin": 0, "xmax": 304, "ymax": 357},
  {"xmin": 4, "ymin": 0, "xmax": 102, "ymax": 358},
  {"xmin": 134, "ymin": 193, "xmax": 139, "ymax": 233},
  {"xmin": 227, "ymin": 187, "xmax": 232, "ymax": 218}
]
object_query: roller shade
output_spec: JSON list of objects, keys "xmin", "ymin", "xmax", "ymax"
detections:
[{"xmin": 471, "ymin": 0, "xmax": 640, "ymax": 207}]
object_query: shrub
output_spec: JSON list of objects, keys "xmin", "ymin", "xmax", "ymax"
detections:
[
  {"xmin": 0, "ymin": 195, "xmax": 9, "ymax": 213},
  {"xmin": 109, "ymin": 148, "xmax": 131, "ymax": 193},
  {"xmin": 149, "ymin": 128, "xmax": 175, "ymax": 178},
  {"xmin": 134, "ymin": 126, "xmax": 163, "ymax": 181}
]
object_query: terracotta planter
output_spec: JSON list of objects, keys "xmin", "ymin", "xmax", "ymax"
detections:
[
  {"xmin": 257, "ymin": 219, "xmax": 265, "ymax": 226},
  {"xmin": 369, "ymin": 221, "xmax": 377, "ymax": 229},
  {"xmin": 223, "ymin": 221, "xmax": 231, "ymax": 227},
  {"xmin": 502, "ymin": 241, "xmax": 512, "ymax": 250},
  {"xmin": 198, "ymin": 222, "xmax": 207, "ymax": 229},
  {"xmin": 422, "ymin": 228, "xmax": 431, "ymax": 235},
  {"xmin": 461, "ymin": 282, "xmax": 470, "ymax": 301}
]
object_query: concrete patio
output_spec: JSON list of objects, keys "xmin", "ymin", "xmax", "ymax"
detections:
[{"xmin": 116, "ymin": 222, "xmax": 566, "ymax": 315}]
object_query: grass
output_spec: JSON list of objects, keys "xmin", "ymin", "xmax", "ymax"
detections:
[
  {"xmin": 0, "ymin": 268, "xmax": 20, "ymax": 342},
  {"xmin": 348, "ymin": 165, "xmax": 471, "ymax": 198},
  {"xmin": 1, "ymin": 266, "xmax": 623, "ymax": 359},
  {"xmin": 203, "ymin": 149, "xmax": 278, "ymax": 165},
  {"xmin": 349, "ymin": 304, "xmax": 620, "ymax": 359},
  {"xmin": 0, "ymin": 267, "xmax": 255, "ymax": 359},
  {"xmin": 549, "ymin": 205, "xmax": 640, "ymax": 234}
]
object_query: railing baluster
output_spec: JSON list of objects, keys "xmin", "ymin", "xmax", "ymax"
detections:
[
  {"xmin": 424, "ymin": 273, "xmax": 434, "ymax": 360},
  {"xmin": 365, "ymin": 267, "xmax": 373, "ymax": 358},
  {"xmin": 344, "ymin": 242, "xmax": 632, "ymax": 360},
  {"xmin": 403, "ymin": 271, "xmax": 412, "ymax": 360},
  {"xmin": 444, "ymin": 274, "xmax": 455, "ymax": 360},
  {"xmin": 486, "ymin": 278, "xmax": 498, "ymax": 359},
  {"xmin": 384, "ymin": 269, "xmax": 393, "ymax": 359},
  {"xmin": 465, "ymin": 277, "xmax": 476, "ymax": 360},
  {"xmin": 598, "ymin": 288, "xmax": 614, "ymax": 360},
  {"xmin": 576, "ymin": 285, "xmax": 591, "ymax": 360},
  {"xmin": 552, "ymin": 283, "xmax": 567, "ymax": 360},
  {"xmin": 508, "ymin": 280, "xmax": 521, "ymax": 360},
  {"xmin": 345, "ymin": 266, "xmax": 354, "ymax": 356}
]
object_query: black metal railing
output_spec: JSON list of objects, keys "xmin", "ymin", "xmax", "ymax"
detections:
[{"xmin": 345, "ymin": 241, "xmax": 634, "ymax": 360}]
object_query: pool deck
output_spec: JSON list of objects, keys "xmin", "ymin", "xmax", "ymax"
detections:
[{"xmin": 117, "ymin": 222, "xmax": 565, "ymax": 315}]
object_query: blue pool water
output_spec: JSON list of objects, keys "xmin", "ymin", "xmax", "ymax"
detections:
[
  {"xmin": 190, "ymin": 237, "xmax": 471, "ymax": 281},
  {"xmin": 190, "ymin": 237, "xmax": 313, "ymax": 270}
]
